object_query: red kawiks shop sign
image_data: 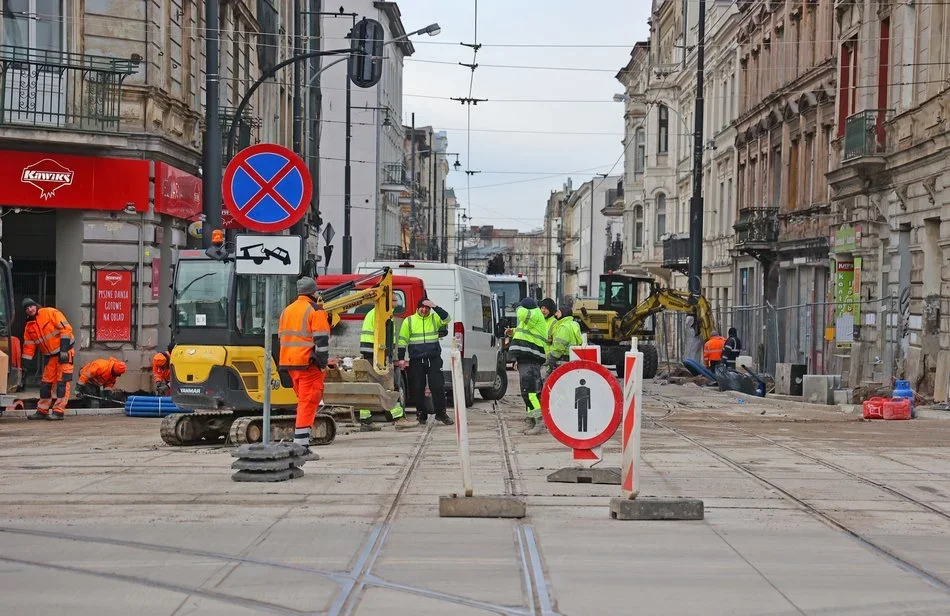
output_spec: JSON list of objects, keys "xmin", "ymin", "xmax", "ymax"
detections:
[
  {"xmin": 0, "ymin": 150, "xmax": 149, "ymax": 211},
  {"xmin": 95, "ymin": 270, "xmax": 133, "ymax": 342}
]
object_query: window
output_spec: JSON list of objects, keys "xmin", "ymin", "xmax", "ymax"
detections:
[
  {"xmin": 3, "ymin": 0, "xmax": 62, "ymax": 50},
  {"xmin": 347, "ymin": 290, "xmax": 408, "ymax": 318},
  {"xmin": 634, "ymin": 205, "xmax": 644, "ymax": 248},
  {"xmin": 658, "ymin": 105, "xmax": 669, "ymax": 154},
  {"xmin": 174, "ymin": 260, "xmax": 232, "ymax": 329},
  {"xmin": 789, "ymin": 139, "xmax": 799, "ymax": 210},
  {"xmin": 235, "ymin": 274, "xmax": 296, "ymax": 335},
  {"xmin": 655, "ymin": 193, "xmax": 667, "ymax": 241},
  {"xmin": 479, "ymin": 295, "xmax": 493, "ymax": 332},
  {"xmin": 838, "ymin": 39, "xmax": 858, "ymax": 137},
  {"xmin": 771, "ymin": 147, "xmax": 782, "ymax": 208},
  {"xmin": 718, "ymin": 181, "xmax": 725, "ymax": 236},
  {"xmin": 727, "ymin": 178, "xmax": 733, "ymax": 230},
  {"xmin": 806, "ymin": 133, "xmax": 816, "ymax": 205},
  {"xmin": 739, "ymin": 267, "xmax": 752, "ymax": 306},
  {"xmin": 634, "ymin": 128, "xmax": 646, "ymax": 174}
]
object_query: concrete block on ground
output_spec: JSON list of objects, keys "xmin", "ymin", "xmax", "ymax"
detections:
[
  {"xmin": 803, "ymin": 375, "xmax": 839, "ymax": 405},
  {"xmin": 232, "ymin": 467, "xmax": 305, "ymax": 482},
  {"xmin": 439, "ymin": 495, "xmax": 526, "ymax": 518},
  {"xmin": 833, "ymin": 389, "xmax": 854, "ymax": 405},
  {"xmin": 775, "ymin": 363, "xmax": 807, "ymax": 396},
  {"xmin": 609, "ymin": 496, "xmax": 704, "ymax": 521},
  {"xmin": 547, "ymin": 466, "xmax": 621, "ymax": 485}
]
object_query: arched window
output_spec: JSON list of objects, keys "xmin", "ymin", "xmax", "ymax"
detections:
[
  {"xmin": 655, "ymin": 194, "xmax": 666, "ymax": 241},
  {"xmin": 657, "ymin": 105, "xmax": 669, "ymax": 153},
  {"xmin": 634, "ymin": 205, "xmax": 644, "ymax": 248}
]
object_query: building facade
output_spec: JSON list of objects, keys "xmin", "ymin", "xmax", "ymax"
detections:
[
  {"xmin": 559, "ymin": 176, "xmax": 622, "ymax": 300},
  {"xmin": 0, "ymin": 0, "xmax": 312, "ymax": 389}
]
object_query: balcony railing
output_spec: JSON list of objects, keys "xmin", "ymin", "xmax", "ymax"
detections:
[
  {"xmin": 733, "ymin": 207, "xmax": 779, "ymax": 248},
  {"xmin": 661, "ymin": 234, "xmax": 690, "ymax": 272},
  {"xmin": 381, "ymin": 163, "xmax": 408, "ymax": 188},
  {"xmin": 0, "ymin": 45, "xmax": 139, "ymax": 132},
  {"xmin": 842, "ymin": 109, "xmax": 891, "ymax": 162}
]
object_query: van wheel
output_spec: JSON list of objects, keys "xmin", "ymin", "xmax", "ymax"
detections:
[
  {"xmin": 464, "ymin": 366, "xmax": 476, "ymax": 408},
  {"xmin": 479, "ymin": 365, "xmax": 508, "ymax": 400}
]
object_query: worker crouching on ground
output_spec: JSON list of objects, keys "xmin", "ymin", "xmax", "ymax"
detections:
[
  {"xmin": 703, "ymin": 331, "xmax": 726, "ymax": 369},
  {"xmin": 77, "ymin": 357, "xmax": 127, "ymax": 403},
  {"xmin": 397, "ymin": 298, "xmax": 454, "ymax": 426},
  {"xmin": 358, "ymin": 307, "xmax": 414, "ymax": 431},
  {"xmin": 507, "ymin": 298, "xmax": 549, "ymax": 435},
  {"xmin": 152, "ymin": 344, "xmax": 174, "ymax": 395},
  {"xmin": 546, "ymin": 308, "xmax": 583, "ymax": 370},
  {"xmin": 278, "ymin": 277, "xmax": 331, "ymax": 457},
  {"xmin": 22, "ymin": 298, "xmax": 75, "ymax": 421}
]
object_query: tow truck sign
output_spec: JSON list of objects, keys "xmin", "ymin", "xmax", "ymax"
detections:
[{"xmin": 234, "ymin": 235, "xmax": 301, "ymax": 275}]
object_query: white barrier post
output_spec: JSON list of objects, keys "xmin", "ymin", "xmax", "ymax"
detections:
[
  {"xmin": 621, "ymin": 337, "xmax": 643, "ymax": 499},
  {"xmin": 450, "ymin": 341, "xmax": 473, "ymax": 497}
]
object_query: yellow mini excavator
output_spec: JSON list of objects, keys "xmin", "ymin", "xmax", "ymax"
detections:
[
  {"xmin": 576, "ymin": 271, "xmax": 715, "ymax": 379},
  {"xmin": 160, "ymin": 249, "xmax": 397, "ymax": 447}
]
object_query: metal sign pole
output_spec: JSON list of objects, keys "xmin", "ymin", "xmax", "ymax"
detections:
[{"xmin": 262, "ymin": 275, "xmax": 274, "ymax": 444}]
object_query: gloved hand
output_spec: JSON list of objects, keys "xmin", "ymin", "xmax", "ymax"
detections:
[
  {"xmin": 395, "ymin": 360, "xmax": 409, "ymax": 369},
  {"xmin": 59, "ymin": 352, "xmax": 69, "ymax": 364}
]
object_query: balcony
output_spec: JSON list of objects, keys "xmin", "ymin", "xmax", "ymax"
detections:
[
  {"xmin": 563, "ymin": 259, "xmax": 578, "ymax": 273},
  {"xmin": 603, "ymin": 181, "xmax": 624, "ymax": 215},
  {"xmin": 842, "ymin": 110, "xmax": 890, "ymax": 162},
  {"xmin": 0, "ymin": 45, "xmax": 139, "ymax": 132},
  {"xmin": 828, "ymin": 109, "xmax": 892, "ymax": 200},
  {"xmin": 381, "ymin": 163, "xmax": 408, "ymax": 192},
  {"xmin": 733, "ymin": 207, "xmax": 778, "ymax": 262},
  {"xmin": 661, "ymin": 233, "xmax": 690, "ymax": 273}
]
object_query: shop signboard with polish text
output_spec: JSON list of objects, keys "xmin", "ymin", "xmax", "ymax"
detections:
[{"xmin": 95, "ymin": 270, "xmax": 133, "ymax": 342}]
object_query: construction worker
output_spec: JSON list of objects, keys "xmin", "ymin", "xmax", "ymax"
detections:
[
  {"xmin": 152, "ymin": 344, "xmax": 174, "ymax": 395},
  {"xmin": 506, "ymin": 298, "xmax": 548, "ymax": 435},
  {"xmin": 723, "ymin": 327, "xmax": 742, "ymax": 369},
  {"xmin": 22, "ymin": 298, "xmax": 75, "ymax": 420},
  {"xmin": 547, "ymin": 308, "xmax": 583, "ymax": 369},
  {"xmin": 77, "ymin": 357, "xmax": 127, "ymax": 401},
  {"xmin": 539, "ymin": 297, "xmax": 558, "ymax": 379},
  {"xmin": 358, "ymin": 307, "xmax": 413, "ymax": 431},
  {"xmin": 397, "ymin": 298, "xmax": 454, "ymax": 426},
  {"xmin": 703, "ymin": 331, "xmax": 727, "ymax": 369},
  {"xmin": 278, "ymin": 277, "xmax": 331, "ymax": 455}
]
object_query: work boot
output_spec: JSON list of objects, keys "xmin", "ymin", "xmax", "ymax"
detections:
[
  {"xmin": 522, "ymin": 417, "xmax": 536, "ymax": 434},
  {"xmin": 393, "ymin": 416, "xmax": 417, "ymax": 430},
  {"xmin": 434, "ymin": 413, "xmax": 454, "ymax": 426},
  {"xmin": 26, "ymin": 411, "xmax": 48, "ymax": 421},
  {"xmin": 417, "ymin": 415, "xmax": 429, "ymax": 427},
  {"xmin": 299, "ymin": 447, "xmax": 320, "ymax": 462},
  {"xmin": 48, "ymin": 411, "xmax": 65, "ymax": 421},
  {"xmin": 359, "ymin": 419, "xmax": 381, "ymax": 432},
  {"xmin": 524, "ymin": 420, "xmax": 547, "ymax": 436}
]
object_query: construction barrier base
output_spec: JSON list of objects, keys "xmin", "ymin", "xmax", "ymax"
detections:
[
  {"xmin": 438, "ymin": 495, "xmax": 526, "ymax": 519},
  {"xmin": 547, "ymin": 466, "xmax": 622, "ymax": 485},
  {"xmin": 609, "ymin": 496, "xmax": 704, "ymax": 521}
]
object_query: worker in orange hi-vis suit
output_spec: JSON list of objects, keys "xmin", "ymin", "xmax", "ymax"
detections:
[
  {"xmin": 278, "ymin": 277, "xmax": 331, "ymax": 457},
  {"xmin": 703, "ymin": 331, "xmax": 727, "ymax": 369},
  {"xmin": 77, "ymin": 357, "xmax": 127, "ymax": 401},
  {"xmin": 152, "ymin": 344, "xmax": 174, "ymax": 395},
  {"xmin": 21, "ymin": 298, "xmax": 75, "ymax": 421}
]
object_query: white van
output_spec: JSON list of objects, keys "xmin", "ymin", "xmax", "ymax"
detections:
[{"xmin": 355, "ymin": 260, "xmax": 507, "ymax": 406}]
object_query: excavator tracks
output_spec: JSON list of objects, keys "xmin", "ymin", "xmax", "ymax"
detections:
[{"xmin": 160, "ymin": 411, "xmax": 337, "ymax": 447}]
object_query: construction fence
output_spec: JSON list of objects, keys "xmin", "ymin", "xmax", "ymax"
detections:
[{"xmin": 652, "ymin": 297, "xmax": 905, "ymax": 380}]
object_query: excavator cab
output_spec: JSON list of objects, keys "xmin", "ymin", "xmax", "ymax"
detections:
[{"xmin": 597, "ymin": 273, "xmax": 658, "ymax": 335}]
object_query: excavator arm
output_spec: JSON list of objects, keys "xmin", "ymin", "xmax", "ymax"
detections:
[
  {"xmin": 616, "ymin": 289, "xmax": 715, "ymax": 342},
  {"xmin": 317, "ymin": 268, "xmax": 393, "ymax": 373}
]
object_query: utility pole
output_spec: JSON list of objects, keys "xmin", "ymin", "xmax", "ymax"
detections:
[
  {"xmin": 291, "ymin": 0, "xmax": 305, "ymax": 256},
  {"xmin": 431, "ymin": 149, "xmax": 437, "ymax": 259},
  {"xmin": 201, "ymin": 0, "xmax": 221, "ymax": 248},
  {"xmin": 688, "ymin": 0, "xmax": 707, "ymax": 297},
  {"xmin": 342, "ymin": 42, "xmax": 353, "ymax": 273},
  {"xmin": 441, "ymin": 179, "xmax": 447, "ymax": 262},
  {"xmin": 409, "ymin": 113, "xmax": 416, "ymax": 258}
]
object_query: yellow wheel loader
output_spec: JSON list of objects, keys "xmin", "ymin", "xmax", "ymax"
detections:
[
  {"xmin": 160, "ymin": 249, "xmax": 398, "ymax": 447},
  {"xmin": 575, "ymin": 271, "xmax": 715, "ymax": 379}
]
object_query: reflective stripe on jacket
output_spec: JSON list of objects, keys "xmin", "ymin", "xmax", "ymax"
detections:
[
  {"xmin": 79, "ymin": 357, "xmax": 123, "ymax": 388},
  {"xmin": 398, "ymin": 308, "xmax": 450, "ymax": 360},
  {"xmin": 548, "ymin": 316, "xmax": 583, "ymax": 360},
  {"xmin": 544, "ymin": 315, "xmax": 557, "ymax": 353},
  {"xmin": 360, "ymin": 308, "xmax": 376, "ymax": 354},
  {"xmin": 22, "ymin": 307, "xmax": 73, "ymax": 361},
  {"xmin": 509, "ymin": 306, "xmax": 547, "ymax": 364},
  {"xmin": 703, "ymin": 336, "xmax": 726, "ymax": 366},
  {"xmin": 278, "ymin": 296, "xmax": 331, "ymax": 370}
]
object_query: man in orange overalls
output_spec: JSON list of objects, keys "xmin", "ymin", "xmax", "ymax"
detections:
[
  {"xmin": 152, "ymin": 344, "xmax": 174, "ymax": 395},
  {"xmin": 21, "ymin": 298, "xmax": 75, "ymax": 420},
  {"xmin": 278, "ymin": 277, "xmax": 331, "ymax": 454},
  {"xmin": 78, "ymin": 357, "xmax": 127, "ymax": 400},
  {"xmin": 703, "ymin": 331, "xmax": 727, "ymax": 369}
]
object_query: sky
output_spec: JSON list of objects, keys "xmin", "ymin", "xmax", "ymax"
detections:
[{"xmin": 392, "ymin": 0, "xmax": 651, "ymax": 231}]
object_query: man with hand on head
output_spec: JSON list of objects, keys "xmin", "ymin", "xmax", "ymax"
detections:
[{"xmin": 397, "ymin": 298, "xmax": 453, "ymax": 427}]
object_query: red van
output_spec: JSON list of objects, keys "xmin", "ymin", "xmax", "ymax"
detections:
[{"xmin": 317, "ymin": 273, "xmax": 428, "ymax": 411}]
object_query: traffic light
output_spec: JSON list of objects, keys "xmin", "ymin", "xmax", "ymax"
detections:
[{"xmin": 348, "ymin": 18, "xmax": 384, "ymax": 89}]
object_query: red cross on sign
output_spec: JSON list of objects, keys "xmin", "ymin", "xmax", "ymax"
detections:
[{"xmin": 222, "ymin": 143, "xmax": 312, "ymax": 233}]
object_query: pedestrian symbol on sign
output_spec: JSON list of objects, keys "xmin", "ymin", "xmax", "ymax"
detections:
[{"xmin": 575, "ymin": 379, "xmax": 591, "ymax": 432}]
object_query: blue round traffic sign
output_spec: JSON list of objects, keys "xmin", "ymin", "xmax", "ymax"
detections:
[{"xmin": 222, "ymin": 143, "xmax": 312, "ymax": 232}]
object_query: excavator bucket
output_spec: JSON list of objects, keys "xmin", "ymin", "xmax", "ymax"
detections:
[{"xmin": 323, "ymin": 358, "xmax": 400, "ymax": 412}]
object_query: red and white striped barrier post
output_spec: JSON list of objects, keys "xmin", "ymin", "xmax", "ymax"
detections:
[
  {"xmin": 621, "ymin": 338, "xmax": 644, "ymax": 499},
  {"xmin": 450, "ymin": 341, "xmax": 473, "ymax": 497}
]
